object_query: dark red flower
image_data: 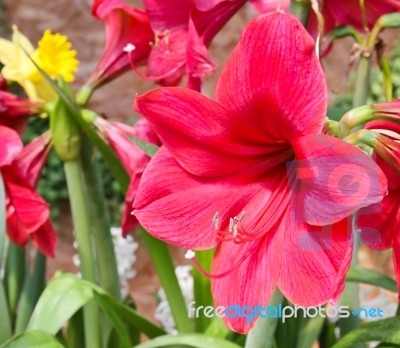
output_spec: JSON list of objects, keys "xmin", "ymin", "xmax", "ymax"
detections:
[
  {"xmin": 0, "ymin": 90, "xmax": 39, "ymax": 134},
  {"xmin": 133, "ymin": 13, "xmax": 387, "ymax": 332},
  {"xmin": 1, "ymin": 130, "xmax": 56, "ymax": 257}
]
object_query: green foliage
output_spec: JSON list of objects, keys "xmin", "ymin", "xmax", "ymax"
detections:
[
  {"xmin": 331, "ymin": 38, "xmax": 400, "ymax": 118},
  {"xmin": 22, "ymin": 117, "xmax": 123, "ymax": 225}
]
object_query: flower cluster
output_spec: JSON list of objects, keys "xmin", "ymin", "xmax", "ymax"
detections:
[{"xmin": 2, "ymin": 0, "xmax": 400, "ymax": 341}]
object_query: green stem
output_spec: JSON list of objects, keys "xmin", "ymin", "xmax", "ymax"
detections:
[
  {"xmin": 79, "ymin": 138, "xmax": 121, "ymax": 301},
  {"xmin": 338, "ymin": 48, "xmax": 371, "ymax": 344},
  {"xmin": 139, "ymin": 228, "xmax": 193, "ymax": 333},
  {"xmin": 193, "ymin": 249, "xmax": 214, "ymax": 332},
  {"xmin": 76, "ymin": 85, "xmax": 94, "ymax": 108},
  {"xmin": 245, "ymin": 288, "xmax": 284, "ymax": 348},
  {"xmin": 290, "ymin": 0, "xmax": 311, "ymax": 26},
  {"xmin": 4, "ymin": 243, "xmax": 25, "ymax": 324},
  {"xmin": 15, "ymin": 252, "xmax": 46, "ymax": 333},
  {"xmin": 353, "ymin": 55, "xmax": 371, "ymax": 108},
  {"xmin": 64, "ymin": 159, "xmax": 101, "ymax": 348}
]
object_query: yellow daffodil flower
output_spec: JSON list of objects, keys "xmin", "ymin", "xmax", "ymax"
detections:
[{"xmin": 0, "ymin": 26, "xmax": 79, "ymax": 103}]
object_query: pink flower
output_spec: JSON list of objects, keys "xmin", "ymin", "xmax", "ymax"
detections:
[
  {"xmin": 0, "ymin": 90, "xmax": 39, "ymax": 134},
  {"xmin": 133, "ymin": 13, "xmax": 387, "ymax": 332},
  {"xmin": 132, "ymin": 0, "xmax": 248, "ymax": 89},
  {"xmin": 95, "ymin": 117, "xmax": 160, "ymax": 236},
  {"xmin": 87, "ymin": 0, "xmax": 154, "ymax": 89},
  {"xmin": 1, "ymin": 130, "xmax": 56, "ymax": 257}
]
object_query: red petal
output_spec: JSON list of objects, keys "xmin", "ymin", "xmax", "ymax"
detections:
[
  {"xmin": 89, "ymin": 0, "xmax": 153, "ymax": 87},
  {"xmin": 0, "ymin": 126, "xmax": 22, "ymax": 167},
  {"xmin": 359, "ymin": 192, "xmax": 399, "ymax": 250},
  {"xmin": 215, "ymin": 12, "xmax": 327, "ymax": 142},
  {"xmin": 134, "ymin": 147, "xmax": 288, "ymax": 249},
  {"xmin": 142, "ymin": 0, "xmax": 192, "ymax": 32},
  {"xmin": 211, "ymin": 229, "xmax": 283, "ymax": 333},
  {"xmin": 31, "ymin": 219, "xmax": 58, "ymax": 258},
  {"xmin": 191, "ymin": 0, "xmax": 247, "ymax": 45},
  {"xmin": 4, "ymin": 174, "xmax": 50, "ymax": 236},
  {"xmin": 135, "ymin": 87, "xmax": 291, "ymax": 176},
  {"xmin": 121, "ymin": 176, "xmax": 140, "ymax": 237},
  {"xmin": 186, "ymin": 20, "xmax": 217, "ymax": 81},
  {"xmin": 278, "ymin": 209, "xmax": 353, "ymax": 306},
  {"xmin": 291, "ymin": 134, "xmax": 387, "ymax": 226},
  {"xmin": 145, "ymin": 29, "xmax": 187, "ymax": 85},
  {"xmin": 14, "ymin": 132, "xmax": 51, "ymax": 188}
]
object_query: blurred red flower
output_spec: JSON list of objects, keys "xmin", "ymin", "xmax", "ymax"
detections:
[{"xmin": 0, "ymin": 129, "xmax": 56, "ymax": 257}]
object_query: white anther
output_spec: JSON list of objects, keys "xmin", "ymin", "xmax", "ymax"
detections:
[
  {"xmin": 213, "ymin": 212, "xmax": 220, "ymax": 230},
  {"xmin": 228, "ymin": 218, "xmax": 234, "ymax": 233},
  {"xmin": 123, "ymin": 43, "xmax": 136, "ymax": 52},
  {"xmin": 185, "ymin": 249, "xmax": 195, "ymax": 260}
]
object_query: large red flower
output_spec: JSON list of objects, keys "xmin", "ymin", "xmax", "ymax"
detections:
[
  {"xmin": 1, "ymin": 130, "xmax": 56, "ymax": 257},
  {"xmin": 87, "ymin": 0, "xmax": 154, "ymax": 89},
  {"xmin": 134, "ymin": 13, "xmax": 387, "ymax": 333}
]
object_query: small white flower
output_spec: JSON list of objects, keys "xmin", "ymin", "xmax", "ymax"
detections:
[{"xmin": 155, "ymin": 265, "xmax": 194, "ymax": 334}]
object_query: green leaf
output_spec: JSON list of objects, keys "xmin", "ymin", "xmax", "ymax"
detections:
[
  {"xmin": 332, "ymin": 317, "xmax": 400, "ymax": 348},
  {"xmin": 139, "ymin": 228, "xmax": 193, "ymax": 333},
  {"xmin": 15, "ymin": 252, "xmax": 46, "ymax": 333},
  {"xmin": 135, "ymin": 334, "xmax": 243, "ymax": 348},
  {"xmin": 205, "ymin": 317, "xmax": 230, "ymax": 339},
  {"xmin": 346, "ymin": 267, "xmax": 397, "ymax": 293},
  {"xmin": 296, "ymin": 316, "xmax": 325, "ymax": 348},
  {"xmin": 381, "ymin": 56, "xmax": 393, "ymax": 101},
  {"xmin": 0, "ymin": 282, "xmax": 12, "ymax": 344},
  {"xmin": 245, "ymin": 289, "xmax": 283, "ymax": 348},
  {"xmin": 327, "ymin": 25, "xmax": 362, "ymax": 44},
  {"xmin": 0, "ymin": 331, "xmax": 64, "ymax": 348},
  {"xmin": 129, "ymin": 135, "xmax": 159, "ymax": 158},
  {"xmin": 27, "ymin": 273, "xmax": 164, "ymax": 339},
  {"xmin": 193, "ymin": 249, "xmax": 214, "ymax": 332},
  {"xmin": 93, "ymin": 293, "xmax": 132, "ymax": 347},
  {"xmin": 27, "ymin": 272, "xmax": 93, "ymax": 334}
]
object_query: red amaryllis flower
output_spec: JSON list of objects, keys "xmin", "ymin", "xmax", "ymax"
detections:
[
  {"xmin": 130, "ymin": 0, "xmax": 247, "ymax": 89},
  {"xmin": 134, "ymin": 13, "xmax": 387, "ymax": 333},
  {"xmin": 309, "ymin": 0, "xmax": 400, "ymax": 35},
  {"xmin": 0, "ymin": 90, "xmax": 39, "ymax": 134},
  {"xmin": 95, "ymin": 117, "xmax": 160, "ymax": 236},
  {"xmin": 87, "ymin": 0, "xmax": 154, "ymax": 89},
  {"xmin": 2, "ymin": 131, "xmax": 57, "ymax": 257}
]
